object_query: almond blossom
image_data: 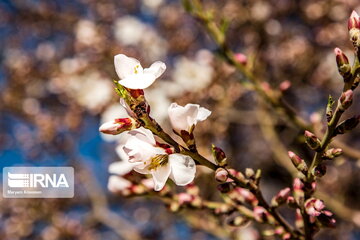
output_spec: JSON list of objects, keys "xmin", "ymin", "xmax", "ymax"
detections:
[
  {"xmin": 115, "ymin": 127, "xmax": 196, "ymax": 191},
  {"xmin": 107, "ymin": 160, "xmax": 135, "ymax": 193},
  {"xmin": 99, "ymin": 118, "xmax": 137, "ymax": 135},
  {"xmin": 168, "ymin": 103, "xmax": 211, "ymax": 133},
  {"xmin": 114, "ymin": 54, "xmax": 166, "ymax": 89}
]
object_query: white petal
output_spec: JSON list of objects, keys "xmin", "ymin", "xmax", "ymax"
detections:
[
  {"xmin": 168, "ymin": 103, "xmax": 198, "ymax": 132},
  {"xmin": 124, "ymin": 139, "xmax": 161, "ymax": 163},
  {"xmin": 151, "ymin": 164, "xmax": 171, "ymax": 191},
  {"xmin": 197, "ymin": 107, "xmax": 211, "ymax": 122},
  {"xmin": 108, "ymin": 175, "xmax": 132, "ymax": 193},
  {"xmin": 127, "ymin": 127, "xmax": 156, "ymax": 145},
  {"xmin": 118, "ymin": 73, "xmax": 156, "ymax": 89},
  {"xmin": 169, "ymin": 154, "xmax": 196, "ymax": 186},
  {"xmin": 168, "ymin": 103, "xmax": 211, "ymax": 132},
  {"xmin": 108, "ymin": 161, "xmax": 137, "ymax": 176},
  {"xmin": 114, "ymin": 54, "xmax": 142, "ymax": 79},
  {"xmin": 168, "ymin": 103, "xmax": 191, "ymax": 132},
  {"xmin": 144, "ymin": 61, "xmax": 166, "ymax": 78}
]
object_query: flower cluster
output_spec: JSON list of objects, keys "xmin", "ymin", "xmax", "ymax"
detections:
[{"xmin": 100, "ymin": 54, "xmax": 211, "ymax": 191}]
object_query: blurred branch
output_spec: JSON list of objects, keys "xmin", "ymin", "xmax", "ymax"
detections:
[{"xmin": 78, "ymin": 165, "xmax": 142, "ymax": 240}]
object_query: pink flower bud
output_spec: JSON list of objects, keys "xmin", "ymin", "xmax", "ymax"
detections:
[
  {"xmin": 293, "ymin": 178, "xmax": 304, "ymax": 190},
  {"xmin": 212, "ymin": 145, "xmax": 227, "ymax": 166},
  {"xmin": 288, "ymin": 152, "xmax": 308, "ymax": 173},
  {"xmin": 293, "ymin": 178, "xmax": 305, "ymax": 205},
  {"xmin": 295, "ymin": 208, "xmax": 304, "ymax": 229},
  {"xmin": 178, "ymin": 193, "xmax": 194, "ymax": 205},
  {"xmin": 254, "ymin": 206, "xmax": 268, "ymax": 223},
  {"xmin": 339, "ymin": 90, "xmax": 353, "ymax": 110},
  {"xmin": 348, "ymin": 11, "xmax": 360, "ymax": 30},
  {"xmin": 234, "ymin": 188, "xmax": 258, "ymax": 206},
  {"xmin": 304, "ymin": 131, "xmax": 321, "ymax": 150},
  {"xmin": 234, "ymin": 53, "xmax": 247, "ymax": 65},
  {"xmin": 334, "ymin": 48, "xmax": 351, "ymax": 77},
  {"xmin": 305, "ymin": 198, "xmax": 325, "ymax": 217},
  {"xmin": 99, "ymin": 118, "xmax": 137, "ymax": 135},
  {"xmin": 271, "ymin": 187, "xmax": 291, "ymax": 207},
  {"xmin": 279, "ymin": 80, "xmax": 291, "ymax": 92},
  {"xmin": 215, "ymin": 168, "xmax": 228, "ymax": 182},
  {"xmin": 324, "ymin": 148, "xmax": 343, "ymax": 159}
]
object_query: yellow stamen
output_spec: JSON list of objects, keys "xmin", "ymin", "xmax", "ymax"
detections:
[
  {"xmin": 134, "ymin": 65, "xmax": 140, "ymax": 74},
  {"xmin": 148, "ymin": 154, "xmax": 169, "ymax": 170}
]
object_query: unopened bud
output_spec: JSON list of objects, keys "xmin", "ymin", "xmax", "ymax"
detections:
[
  {"xmin": 245, "ymin": 168, "xmax": 255, "ymax": 178},
  {"xmin": 334, "ymin": 115, "xmax": 360, "ymax": 135},
  {"xmin": 271, "ymin": 187, "xmax": 291, "ymax": 207},
  {"xmin": 348, "ymin": 11, "xmax": 360, "ymax": 46},
  {"xmin": 177, "ymin": 193, "xmax": 194, "ymax": 205},
  {"xmin": 326, "ymin": 95, "xmax": 334, "ymax": 122},
  {"xmin": 293, "ymin": 178, "xmax": 305, "ymax": 205},
  {"xmin": 295, "ymin": 208, "xmax": 304, "ymax": 229},
  {"xmin": 215, "ymin": 168, "xmax": 228, "ymax": 182},
  {"xmin": 324, "ymin": 148, "xmax": 343, "ymax": 160},
  {"xmin": 99, "ymin": 118, "xmax": 138, "ymax": 135},
  {"xmin": 288, "ymin": 151, "xmax": 308, "ymax": 173},
  {"xmin": 334, "ymin": 48, "xmax": 351, "ymax": 78},
  {"xmin": 234, "ymin": 53, "xmax": 247, "ymax": 65},
  {"xmin": 253, "ymin": 206, "xmax": 268, "ymax": 223},
  {"xmin": 305, "ymin": 198, "xmax": 325, "ymax": 217},
  {"xmin": 211, "ymin": 145, "xmax": 227, "ymax": 166},
  {"xmin": 348, "ymin": 11, "xmax": 360, "ymax": 30},
  {"xmin": 227, "ymin": 215, "xmax": 250, "ymax": 227},
  {"xmin": 339, "ymin": 90, "xmax": 353, "ymax": 111},
  {"xmin": 279, "ymin": 80, "xmax": 291, "ymax": 92},
  {"xmin": 304, "ymin": 131, "xmax": 321, "ymax": 151},
  {"xmin": 232, "ymin": 188, "xmax": 258, "ymax": 206}
]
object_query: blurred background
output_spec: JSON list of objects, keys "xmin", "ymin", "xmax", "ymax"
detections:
[{"xmin": 1, "ymin": 0, "xmax": 360, "ymax": 239}]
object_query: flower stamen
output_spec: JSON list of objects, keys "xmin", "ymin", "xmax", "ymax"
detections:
[{"xmin": 148, "ymin": 154, "xmax": 169, "ymax": 170}]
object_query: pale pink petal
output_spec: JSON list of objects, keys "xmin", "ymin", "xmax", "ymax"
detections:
[
  {"xmin": 108, "ymin": 161, "xmax": 137, "ymax": 176},
  {"xmin": 114, "ymin": 54, "xmax": 143, "ymax": 79},
  {"xmin": 169, "ymin": 154, "xmax": 196, "ymax": 186},
  {"xmin": 151, "ymin": 164, "xmax": 171, "ymax": 191},
  {"xmin": 108, "ymin": 175, "xmax": 132, "ymax": 193},
  {"xmin": 144, "ymin": 61, "xmax": 166, "ymax": 78}
]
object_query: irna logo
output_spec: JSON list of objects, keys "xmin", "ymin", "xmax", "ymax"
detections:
[
  {"xmin": 3, "ymin": 167, "xmax": 74, "ymax": 198},
  {"xmin": 8, "ymin": 172, "xmax": 69, "ymax": 188}
]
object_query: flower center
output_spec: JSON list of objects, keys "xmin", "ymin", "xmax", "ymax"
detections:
[
  {"xmin": 148, "ymin": 154, "xmax": 169, "ymax": 170},
  {"xmin": 133, "ymin": 65, "xmax": 140, "ymax": 74}
]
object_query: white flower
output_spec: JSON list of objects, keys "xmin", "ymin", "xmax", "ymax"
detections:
[
  {"xmin": 114, "ymin": 54, "xmax": 166, "ymax": 89},
  {"xmin": 172, "ymin": 49, "xmax": 214, "ymax": 92},
  {"xmin": 168, "ymin": 103, "xmax": 211, "ymax": 133},
  {"xmin": 116, "ymin": 127, "xmax": 196, "ymax": 191},
  {"xmin": 108, "ymin": 175, "xmax": 132, "ymax": 193}
]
